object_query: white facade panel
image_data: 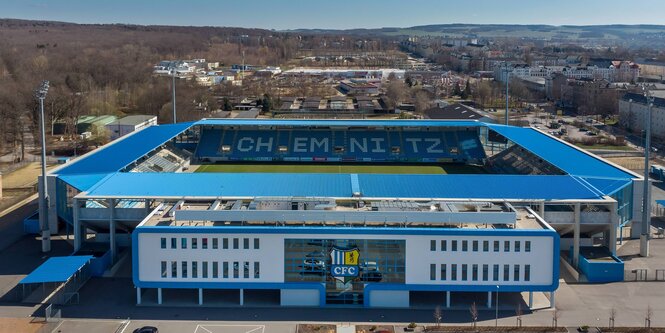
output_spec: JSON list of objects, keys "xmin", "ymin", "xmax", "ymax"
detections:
[
  {"xmin": 280, "ymin": 289, "xmax": 320, "ymax": 306},
  {"xmin": 369, "ymin": 290, "xmax": 409, "ymax": 307}
]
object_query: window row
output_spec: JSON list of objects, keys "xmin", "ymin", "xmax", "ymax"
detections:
[
  {"xmin": 430, "ymin": 239, "xmax": 532, "ymax": 253},
  {"xmin": 429, "ymin": 263, "xmax": 531, "ymax": 282},
  {"xmin": 160, "ymin": 237, "xmax": 260, "ymax": 250},
  {"xmin": 161, "ymin": 260, "xmax": 260, "ymax": 279}
]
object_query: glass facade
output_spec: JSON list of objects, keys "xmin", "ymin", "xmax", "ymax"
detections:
[{"xmin": 284, "ymin": 238, "xmax": 406, "ymax": 305}]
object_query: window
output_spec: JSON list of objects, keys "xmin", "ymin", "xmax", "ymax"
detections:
[
  {"xmin": 192, "ymin": 238, "xmax": 198, "ymax": 249},
  {"xmin": 254, "ymin": 262, "xmax": 260, "ymax": 278},
  {"xmin": 243, "ymin": 238, "xmax": 250, "ymax": 250},
  {"xmin": 223, "ymin": 238, "xmax": 229, "ymax": 249},
  {"xmin": 233, "ymin": 261, "xmax": 239, "ymax": 278},
  {"xmin": 233, "ymin": 238, "xmax": 239, "ymax": 249},
  {"xmin": 503, "ymin": 264, "xmax": 510, "ymax": 281},
  {"xmin": 181, "ymin": 238, "xmax": 187, "ymax": 249},
  {"xmin": 192, "ymin": 261, "xmax": 198, "ymax": 278},
  {"xmin": 440, "ymin": 264, "xmax": 447, "ymax": 281},
  {"xmin": 171, "ymin": 261, "xmax": 177, "ymax": 278},
  {"xmin": 483, "ymin": 240, "xmax": 489, "ymax": 252},
  {"xmin": 441, "ymin": 240, "xmax": 447, "ymax": 251},
  {"xmin": 524, "ymin": 264, "xmax": 531, "ymax": 281},
  {"xmin": 171, "ymin": 238, "xmax": 177, "ymax": 249},
  {"xmin": 525, "ymin": 241, "xmax": 531, "ymax": 252},
  {"xmin": 452, "ymin": 240, "xmax": 458, "ymax": 251},
  {"xmin": 482, "ymin": 264, "xmax": 489, "ymax": 281},
  {"xmin": 243, "ymin": 261, "xmax": 250, "ymax": 278},
  {"xmin": 212, "ymin": 262, "xmax": 219, "ymax": 278},
  {"xmin": 182, "ymin": 261, "xmax": 188, "ymax": 278},
  {"xmin": 493, "ymin": 241, "xmax": 500, "ymax": 252},
  {"xmin": 430, "ymin": 240, "xmax": 436, "ymax": 251},
  {"xmin": 430, "ymin": 264, "xmax": 436, "ymax": 280},
  {"xmin": 202, "ymin": 238, "xmax": 208, "ymax": 250},
  {"xmin": 461, "ymin": 264, "xmax": 468, "ymax": 281},
  {"xmin": 223, "ymin": 262, "xmax": 229, "ymax": 278},
  {"xmin": 514, "ymin": 241, "xmax": 521, "ymax": 252},
  {"xmin": 161, "ymin": 261, "xmax": 167, "ymax": 278},
  {"xmin": 472, "ymin": 264, "xmax": 478, "ymax": 281},
  {"xmin": 504, "ymin": 240, "xmax": 510, "ymax": 252},
  {"xmin": 212, "ymin": 238, "xmax": 218, "ymax": 249},
  {"xmin": 493, "ymin": 264, "xmax": 499, "ymax": 281},
  {"xmin": 462, "ymin": 240, "xmax": 468, "ymax": 252},
  {"xmin": 202, "ymin": 262, "xmax": 208, "ymax": 278},
  {"xmin": 254, "ymin": 238, "xmax": 260, "ymax": 250},
  {"xmin": 472, "ymin": 240, "xmax": 479, "ymax": 252},
  {"xmin": 451, "ymin": 264, "xmax": 457, "ymax": 281},
  {"xmin": 160, "ymin": 238, "xmax": 166, "ymax": 249},
  {"xmin": 514, "ymin": 265, "xmax": 520, "ymax": 281}
]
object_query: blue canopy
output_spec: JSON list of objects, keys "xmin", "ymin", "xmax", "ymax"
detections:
[
  {"xmin": 657, "ymin": 200, "xmax": 665, "ymax": 208},
  {"xmin": 20, "ymin": 256, "xmax": 93, "ymax": 284}
]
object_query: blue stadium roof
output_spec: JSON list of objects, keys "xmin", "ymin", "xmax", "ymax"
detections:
[
  {"xmin": 55, "ymin": 122, "xmax": 193, "ymax": 175},
  {"xmin": 20, "ymin": 256, "xmax": 93, "ymax": 284},
  {"xmin": 196, "ymin": 118, "xmax": 482, "ymax": 128},
  {"xmin": 487, "ymin": 124, "xmax": 637, "ymax": 180},
  {"xmin": 82, "ymin": 172, "xmax": 609, "ymax": 200}
]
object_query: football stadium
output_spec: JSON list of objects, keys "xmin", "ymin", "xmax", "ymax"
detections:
[{"xmin": 37, "ymin": 119, "xmax": 643, "ymax": 308}]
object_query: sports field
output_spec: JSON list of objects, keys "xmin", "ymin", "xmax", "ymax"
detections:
[{"xmin": 195, "ymin": 163, "xmax": 486, "ymax": 174}]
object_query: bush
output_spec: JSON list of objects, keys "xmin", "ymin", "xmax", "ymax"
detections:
[
  {"xmin": 370, "ymin": 326, "xmax": 377, "ymax": 332},
  {"xmin": 408, "ymin": 323, "xmax": 417, "ymax": 329}
]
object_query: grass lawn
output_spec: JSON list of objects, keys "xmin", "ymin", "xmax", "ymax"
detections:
[{"xmin": 195, "ymin": 163, "xmax": 460, "ymax": 174}]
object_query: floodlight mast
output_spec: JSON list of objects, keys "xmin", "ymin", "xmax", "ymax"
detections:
[
  {"xmin": 504, "ymin": 62, "xmax": 510, "ymax": 126},
  {"xmin": 35, "ymin": 80, "xmax": 51, "ymax": 252},
  {"xmin": 640, "ymin": 84, "xmax": 653, "ymax": 257},
  {"xmin": 171, "ymin": 68, "xmax": 177, "ymax": 124}
]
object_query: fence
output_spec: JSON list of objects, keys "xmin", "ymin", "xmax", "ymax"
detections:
[{"xmin": 624, "ymin": 268, "xmax": 665, "ymax": 281}]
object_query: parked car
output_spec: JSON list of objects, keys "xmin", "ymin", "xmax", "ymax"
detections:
[{"xmin": 133, "ymin": 327, "xmax": 158, "ymax": 333}]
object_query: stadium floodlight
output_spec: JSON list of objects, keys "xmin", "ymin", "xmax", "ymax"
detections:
[
  {"xmin": 35, "ymin": 80, "xmax": 51, "ymax": 252},
  {"xmin": 640, "ymin": 84, "xmax": 653, "ymax": 257}
]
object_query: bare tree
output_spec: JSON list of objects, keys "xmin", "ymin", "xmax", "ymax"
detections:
[
  {"xmin": 645, "ymin": 305, "xmax": 652, "ymax": 328},
  {"xmin": 384, "ymin": 79, "xmax": 407, "ymax": 110},
  {"xmin": 413, "ymin": 89, "xmax": 432, "ymax": 114},
  {"xmin": 609, "ymin": 307, "xmax": 616, "ymax": 329},
  {"xmin": 433, "ymin": 305, "xmax": 442, "ymax": 329},
  {"xmin": 469, "ymin": 302, "xmax": 479, "ymax": 329}
]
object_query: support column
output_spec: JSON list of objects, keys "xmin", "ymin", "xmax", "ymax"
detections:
[
  {"xmin": 240, "ymin": 289, "xmax": 244, "ymax": 306},
  {"xmin": 528, "ymin": 291, "xmax": 533, "ymax": 308},
  {"xmin": 73, "ymin": 198, "xmax": 82, "ymax": 252},
  {"xmin": 198, "ymin": 288, "xmax": 203, "ymax": 305},
  {"xmin": 145, "ymin": 199, "xmax": 152, "ymax": 215},
  {"xmin": 108, "ymin": 198, "xmax": 116, "ymax": 263},
  {"xmin": 136, "ymin": 287, "xmax": 141, "ymax": 305},
  {"xmin": 487, "ymin": 291, "xmax": 492, "ymax": 308},
  {"xmin": 539, "ymin": 202, "xmax": 545, "ymax": 218},
  {"xmin": 609, "ymin": 201, "xmax": 618, "ymax": 255},
  {"xmin": 549, "ymin": 291, "xmax": 555, "ymax": 309},
  {"xmin": 157, "ymin": 288, "xmax": 163, "ymax": 305},
  {"xmin": 446, "ymin": 291, "xmax": 450, "ymax": 308},
  {"xmin": 573, "ymin": 203, "xmax": 581, "ymax": 267}
]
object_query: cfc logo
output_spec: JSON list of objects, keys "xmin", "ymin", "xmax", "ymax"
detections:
[{"xmin": 330, "ymin": 248, "xmax": 360, "ymax": 283}]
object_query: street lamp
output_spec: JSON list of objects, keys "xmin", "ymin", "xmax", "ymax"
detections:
[
  {"xmin": 495, "ymin": 285, "xmax": 499, "ymax": 327},
  {"xmin": 170, "ymin": 67, "xmax": 177, "ymax": 124},
  {"xmin": 35, "ymin": 80, "xmax": 51, "ymax": 253},
  {"xmin": 640, "ymin": 84, "xmax": 653, "ymax": 257},
  {"xmin": 504, "ymin": 62, "xmax": 510, "ymax": 125}
]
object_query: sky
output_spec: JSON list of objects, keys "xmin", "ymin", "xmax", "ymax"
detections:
[{"xmin": 2, "ymin": 0, "xmax": 665, "ymax": 30}]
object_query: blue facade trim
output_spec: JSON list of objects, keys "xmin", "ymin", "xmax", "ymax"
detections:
[{"xmin": 132, "ymin": 226, "xmax": 559, "ymax": 308}]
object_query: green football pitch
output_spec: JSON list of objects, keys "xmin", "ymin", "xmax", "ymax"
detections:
[{"xmin": 195, "ymin": 163, "xmax": 485, "ymax": 174}]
